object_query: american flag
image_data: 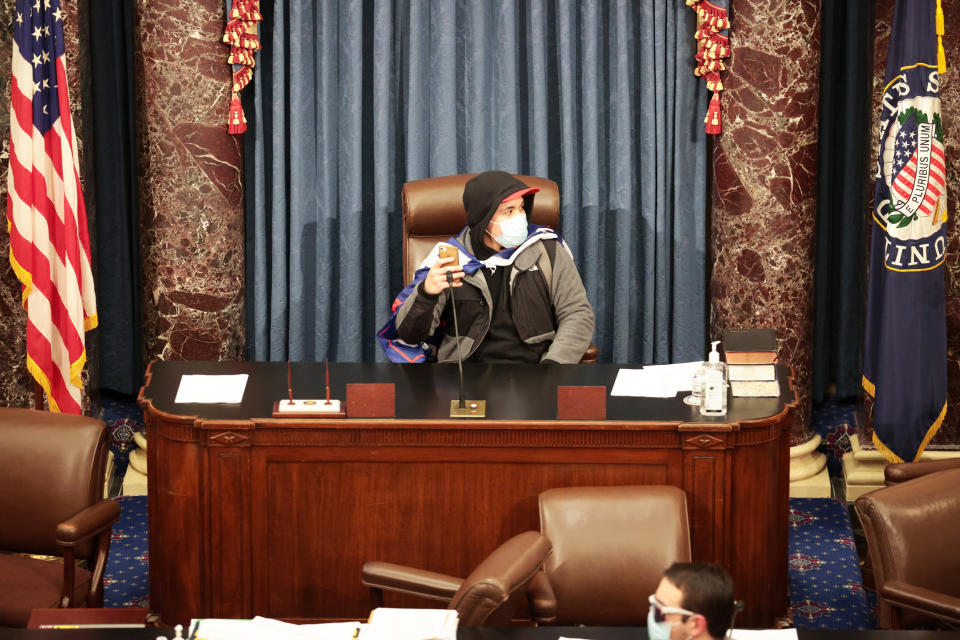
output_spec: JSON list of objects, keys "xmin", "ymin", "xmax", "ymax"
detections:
[
  {"xmin": 890, "ymin": 119, "xmax": 946, "ymax": 219},
  {"xmin": 6, "ymin": 0, "xmax": 97, "ymax": 413},
  {"xmin": 862, "ymin": 0, "xmax": 947, "ymax": 463}
]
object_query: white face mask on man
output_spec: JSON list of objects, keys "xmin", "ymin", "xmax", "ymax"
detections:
[
  {"xmin": 487, "ymin": 213, "xmax": 528, "ymax": 248},
  {"xmin": 647, "ymin": 605, "xmax": 677, "ymax": 640}
]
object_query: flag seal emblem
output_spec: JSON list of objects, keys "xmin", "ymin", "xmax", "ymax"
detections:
[{"xmin": 874, "ymin": 64, "xmax": 947, "ymax": 271}]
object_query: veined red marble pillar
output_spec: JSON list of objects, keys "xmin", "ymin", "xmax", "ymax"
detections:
[
  {"xmin": 133, "ymin": 0, "xmax": 245, "ymax": 362},
  {"xmin": 710, "ymin": 1, "xmax": 821, "ymax": 442}
]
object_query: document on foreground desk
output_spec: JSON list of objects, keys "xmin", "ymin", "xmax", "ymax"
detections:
[
  {"xmin": 189, "ymin": 617, "xmax": 360, "ymax": 639},
  {"xmin": 610, "ymin": 362, "xmax": 702, "ymax": 397},
  {"xmin": 730, "ymin": 629, "xmax": 799, "ymax": 640},
  {"xmin": 363, "ymin": 607, "xmax": 458, "ymax": 640}
]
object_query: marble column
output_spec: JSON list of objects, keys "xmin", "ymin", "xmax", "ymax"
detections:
[
  {"xmin": 0, "ymin": 0, "xmax": 94, "ymax": 409},
  {"xmin": 133, "ymin": 0, "xmax": 245, "ymax": 363},
  {"xmin": 710, "ymin": 0, "xmax": 821, "ymax": 443}
]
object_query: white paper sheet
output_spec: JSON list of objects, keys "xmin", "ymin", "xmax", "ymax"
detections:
[
  {"xmin": 189, "ymin": 618, "xmax": 360, "ymax": 640},
  {"xmin": 730, "ymin": 629, "xmax": 799, "ymax": 640},
  {"xmin": 610, "ymin": 362, "xmax": 702, "ymax": 398},
  {"xmin": 174, "ymin": 374, "xmax": 249, "ymax": 404},
  {"xmin": 251, "ymin": 617, "xmax": 360, "ymax": 639},
  {"xmin": 361, "ymin": 608, "xmax": 458, "ymax": 640}
]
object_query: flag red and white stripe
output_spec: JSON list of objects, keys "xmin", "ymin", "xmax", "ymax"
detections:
[
  {"xmin": 891, "ymin": 141, "xmax": 946, "ymax": 217},
  {"xmin": 6, "ymin": 0, "xmax": 96, "ymax": 413}
]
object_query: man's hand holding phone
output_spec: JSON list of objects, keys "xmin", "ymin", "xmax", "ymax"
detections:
[{"xmin": 423, "ymin": 244, "xmax": 464, "ymax": 295}]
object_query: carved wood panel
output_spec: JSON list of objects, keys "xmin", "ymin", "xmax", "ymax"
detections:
[{"xmin": 248, "ymin": 449, "xmax": 683, "ymax": 619}]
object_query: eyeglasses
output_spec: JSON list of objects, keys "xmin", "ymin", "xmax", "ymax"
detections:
[{"xmin": 648, "ymin": 595, "xmax": 696, "ymax": 623}]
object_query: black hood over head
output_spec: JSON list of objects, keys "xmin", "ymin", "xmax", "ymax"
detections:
[{"xmin": 462, "ymin": 171, "xmax": 538, "ymax": 251}]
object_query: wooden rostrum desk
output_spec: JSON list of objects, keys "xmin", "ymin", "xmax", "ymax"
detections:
[{"xmin": 138, "ymin": 361, "xmax": 796, "ymax": 627}]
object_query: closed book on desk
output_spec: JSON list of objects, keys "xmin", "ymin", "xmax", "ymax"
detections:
[
  {"xmin": 728, "ymin": 363, "xmax": 779, "ymax": 397},
  {"xmin": 722, "ymin": 328, "xmax": 777, "ymax": 364}
]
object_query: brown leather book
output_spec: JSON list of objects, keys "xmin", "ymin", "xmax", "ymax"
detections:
[{"xmin": 722, "ymin": 328, "xmax": 778, "ymax": 364}]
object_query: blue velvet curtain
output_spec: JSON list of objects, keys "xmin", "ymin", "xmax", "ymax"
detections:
[
  {"xmin": 812, "ymin": 0, "xmax": 874, "ymax": 401},
  {"xmin": 245, "ymin": 1, "xmax": 707, "ymax": 364}
]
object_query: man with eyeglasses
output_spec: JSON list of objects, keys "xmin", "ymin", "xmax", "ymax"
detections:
[{"xmin": 648, "ymin": 562, "xmax": 737, "ymax": 640}]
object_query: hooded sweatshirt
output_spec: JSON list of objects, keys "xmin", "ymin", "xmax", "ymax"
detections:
[
  {"xmin": 462, "ymin": 171, "xmax": 543, "ymax": 362},
  {"xmin": 392, "ymin": 170, "xmax": 595, "ymax": 364}
]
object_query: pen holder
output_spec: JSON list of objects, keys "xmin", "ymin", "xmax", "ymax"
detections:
[{"xmin": 557, "ymin": 385, "xmax": 606, "ymax": 420}]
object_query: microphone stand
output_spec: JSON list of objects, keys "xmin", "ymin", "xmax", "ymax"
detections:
[{"xmin": 447, "ymin": 271, "xmax": 485, "ymax": 418}]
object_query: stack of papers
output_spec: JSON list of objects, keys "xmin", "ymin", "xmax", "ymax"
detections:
[{"xmin": 610, "ymin": 362, "xmax": 702, "ymax": 398}]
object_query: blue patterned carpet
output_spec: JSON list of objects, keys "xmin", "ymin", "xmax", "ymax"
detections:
[
  {"xmin": 789, "ymin": 497, "xmax": 874, "ymax": 629},
  {"xmin": 104, "ymin": 495, "xmax": 150, "ymax": 609}
]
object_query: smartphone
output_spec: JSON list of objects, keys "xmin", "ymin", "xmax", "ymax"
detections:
[{"xmin": 437, "ymin": 243, "xmax": 459, "ymax": 266}]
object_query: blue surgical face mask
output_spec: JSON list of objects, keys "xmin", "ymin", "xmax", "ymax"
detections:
[
  {"xmin": 488, "ymin": 213, "xmax": 528, "ymax": 248},
  {"xmin": 647, "ymin": 605, "xmax": 676, "ymax": 640}
]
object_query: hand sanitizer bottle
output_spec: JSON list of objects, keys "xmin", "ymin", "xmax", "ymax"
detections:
[
  {"xmin": 700, "ymin": 341, "xmax": 728, "ymax": 416},
  {"xmin": 683, "ymin": 361, "xmax": 708, "ymax": 406}
]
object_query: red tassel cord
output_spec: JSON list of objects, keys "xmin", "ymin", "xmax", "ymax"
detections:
[
  {"xmin": 227, "ymin": 92, "xmax": 247, "ymax": 134},
  {"xmin": 704, "ymin": 93, "xmax": 722, "ymax": 135}
]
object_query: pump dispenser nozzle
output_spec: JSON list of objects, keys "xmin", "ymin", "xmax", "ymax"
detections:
[{"xmin": 708, "ymin": 340, "xmax": 721, "ymax": 363}]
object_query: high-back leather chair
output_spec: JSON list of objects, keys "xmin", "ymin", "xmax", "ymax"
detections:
[
  {"xmin": 528, "ymin": 485, "xmax": 692, "ymax": 625},
  {"xmin": 0, "ymin": 408, "xmax": 121, "ymax": 627},
  {"xmin": 855, "ymin": 467, "xmax": 960, "ymax": 629},
  {"xmin": 859, "ymin": 457, "xmax": 960, "ymax": 592},
  {"xmin": 361, "ymin": 530, "xmax": 552, "ymax": 626},
  {"xmin": 401, "ymin": 173, "xmax": 597, "ymax": 363},
  {"xmin": 401, "ymin": 173, "xmax": 560, "ymax": 284}
]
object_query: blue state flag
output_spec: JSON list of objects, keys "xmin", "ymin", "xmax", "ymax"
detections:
[{"xmin": 863, "ymin": 0, "xmax": 947, "ymax": 462}]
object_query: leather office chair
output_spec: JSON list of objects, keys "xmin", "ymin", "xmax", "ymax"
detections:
[
  {"xmin": 854, "ymin": 467, "xmax": 960, "ymax": 629},
  {"xmin": 401, "ymin": 173, "xmax": 598, "ymax": 363},
  {"xmin": 0, "ymin": 408, "xmax": 121, "ymax": 628},
  {"xmin": 859, "ymin": 457, "xmax": 960, "ymax": 591},
  {"xmin": 361, "ymin": 531, "xmax": 552, "ymax": 626},
  {"xmin": 883, "ymin": 457, "xmax": 960, "ymax": 485},
  {"xmin": 528, "ymin": 485, "xmax": 692, "ymax": 625}
]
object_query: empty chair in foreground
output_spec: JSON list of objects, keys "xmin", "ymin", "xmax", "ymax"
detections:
[
  {"xmin": 528, "ymin": 485, "xmax": 691, "ymax": 625},
  {"xmin": 361, "ymin": 530, "xmax": 552, "ymax": 626},
  {"xmin": 0, "ymin": 408, "xmax": 121, "ymax": 628},
  {"xmin": 855, "ymin": 466, "xmax": 960, "ymax": 629}
]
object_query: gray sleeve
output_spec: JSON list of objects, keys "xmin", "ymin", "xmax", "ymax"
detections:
[
  {"xmin": 543, "ymin": 246, "xmax": 595, "ymax": 363},
  {"xmin": 396, "ymin": 281, "xmax": 448, "ymax": 344}
]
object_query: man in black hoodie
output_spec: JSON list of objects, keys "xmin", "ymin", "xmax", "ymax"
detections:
[{"xmin": 393, "ymin": 170, "xmax": 594, "ymax": 364}]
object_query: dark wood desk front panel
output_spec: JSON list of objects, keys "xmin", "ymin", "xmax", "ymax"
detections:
[{"xmin": 139, "ymin": 361, "xmax": 796, "ymax": 628}]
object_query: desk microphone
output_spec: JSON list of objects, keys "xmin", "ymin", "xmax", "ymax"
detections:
[{"xmin": 446, "ymin": 271, "xmax": 485, "ymax": 418}]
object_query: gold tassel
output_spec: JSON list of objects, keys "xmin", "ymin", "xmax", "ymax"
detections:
[{"xmin": 937, "ymin": 0, "xmax": 946, "ymax": 74}]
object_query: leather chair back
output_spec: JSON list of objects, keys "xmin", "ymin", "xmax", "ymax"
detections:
[
  {"xmin": 401, "ymin": 174, "xmax": 560, "ymax": 283},
  {"xmin": 449, "ymin": 531, "xmax": 552, "ymax": 626},
  {"xmin": 0, "ymin": 408, "xmax": 109, "ymax": 559},
  {"xmin": 538, "ymin": 485, "xmax": 691, "ymax": 625},
  {"xmin": 855, "ymin": 467, "xmax": 960, "ymax": 628},
  {"xmin": 883, "ymin": 457, "xmax": 960, "ymax": 486}
]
